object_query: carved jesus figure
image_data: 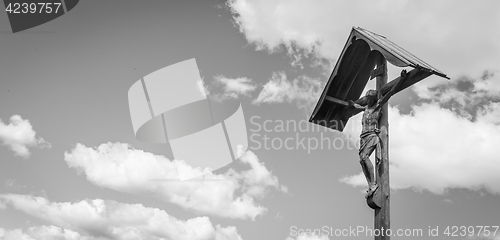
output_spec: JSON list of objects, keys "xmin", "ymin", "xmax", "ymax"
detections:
[
  {"xmin": 348, "ymin": 69, "xmax": 408, "ymax": 198},
  {"xmin": 348, "ymin": 90, "xmax": 383, "ymax": 198}
]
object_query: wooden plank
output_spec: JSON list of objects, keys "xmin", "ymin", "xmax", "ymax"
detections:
[
  {"xmin": 379, "ymin": 68, "xmax": 432, "ymax": 97},
  {"xmin": 330, "ymin": 49, "xmax": 378, "ymax": 124},
  {"xmin": 324, "ymin": 40, "xmax": 368, "ymax": 122},
  {"xmin": 324, "ymin": 39, "xmax": 371, "ymax": 124},
  {"xmin": 333, "ymin": 40, "xmax": 371, "ymax": 99},
  {"xmin": 375, "ymin": 57, "xmax": 390, "ymax": 240},
  {"xmin": 326, "ymin": 39, "xmax": 362, "ymax": 97},
  {"xmin": 324, "ymin": 96, "xmax": 348, "ymax": 106},
  {"xmin": 346, "ymin": 51, "xmax": 382, "ymax": 101}
]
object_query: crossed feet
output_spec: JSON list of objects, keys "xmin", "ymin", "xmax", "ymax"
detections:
[{"xmin": 365, "ymin": 184, "xmax": 379, "ymax": 199}]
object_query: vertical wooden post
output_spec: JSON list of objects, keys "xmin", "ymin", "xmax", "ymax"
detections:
[{"xmin": 375, "ymin": 58, "xmax": 390, "ymax": 240}]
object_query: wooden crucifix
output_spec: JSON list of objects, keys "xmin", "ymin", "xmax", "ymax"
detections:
[{"xmin": 309, "ymin": 27, "xmax": 448, "ymax": 240}]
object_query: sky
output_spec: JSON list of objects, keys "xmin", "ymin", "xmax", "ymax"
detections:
[{"xmin": 0, "ymin": 0, "xmax": 499, "ymax": 240}]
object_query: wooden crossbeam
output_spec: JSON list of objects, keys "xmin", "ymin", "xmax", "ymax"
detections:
[{"xmin": 379, "ymin": 68, "xmax": 432, "ymax": 97}]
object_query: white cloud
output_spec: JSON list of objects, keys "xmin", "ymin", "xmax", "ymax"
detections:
[
  {"xmin": 253, "ymin": 72, "xmax": 323, "ymax": 111},
  {"xmin": 412, "ymin": 71, "xmax": 500, "ymax": 115},
  {"xmin": 341, "ymin": 101, "xmax": 500, "ymax": 195},
  {"xmin": 227, "ymin": 0, "xmax": 500, "ymax": 78},
  {"xmin": 213, "ymin": 75, "xmax": 257, "ymax": 99},
  {"xmin": 207, "ymin": 72, "xmax": 324, "ymax": 111},
  {"xmin": 0, "ymin": 225, "xmax": 93, "ymax": 240},
  {"xmin": 64, "ymin": 143, "xmax": 286, "ymax": 220},
  {"xmin": 0, "ymin": 194, "xmax": 243, "ymax": 240},
  {"xmin": 205, "ymin": 75, "xmax": 257, "ymax": 102},
  {"xmin": 0, "ymin": 115, "xmax": 51, "ymax": 158},
  {"xmin": 478, "ymin": 102, "xmax": 500, "ymax": 125},
  {"xmin": 227, "ymin": 0, "xmax": 336, "ymax": 66},
  {"xmin": 0, "ymin": 228, "xmax": 35, "ymax": 240}
]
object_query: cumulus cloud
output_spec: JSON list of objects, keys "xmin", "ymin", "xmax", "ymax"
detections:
[
  {"xmin": 64, "ymin": 143, "xmax": 286, "ymax": 220},
  {"xmin": 206, "ymin": 72, "xmax": 323, "ymax": 112},
  {"xmin": 227, "ymin": 0, "xmax": 500, "ymax": 77},
  {"xmin": 203, "ymin": 75, "xmax": 258, "ymax": 102},
  {"xmin": 412, "ymin": 70, "xmax": 500, "ymax": 119},
  {"xmin": 0, "ymin": 115, "xmax": 51, "ymax": 158},
  {"xmin": 213, "ymin": 75, "xmax": 257, "ymax": 99},
  {"xmin": 0, "ymin": 194, "xmax": 242, "ymax": 240},
  {"xmin": 227, "ymin": 0, "xmax": 335, "ymax": 67},
  {"xmin": 253, "ymin": 72, "xmax": 323, "ymax": 110},
  {"xmin": 0, "ymin": 225, "xmax": 93, "ymax": 240}
]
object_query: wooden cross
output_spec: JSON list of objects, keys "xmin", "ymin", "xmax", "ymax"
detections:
[{"xmin": 309, "ymin": 27, "xmax": 448, "ymax": 240}]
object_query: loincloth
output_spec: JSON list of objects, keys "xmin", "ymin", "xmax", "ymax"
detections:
[{"xmin": 359, "ymin": 129, "xmax": 381, "ymax": 161}]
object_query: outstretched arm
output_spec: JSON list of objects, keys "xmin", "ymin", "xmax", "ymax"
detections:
[
  {"xmin": 347, "ymin": 100, "xmax": 365, "ymax": 110},
  {"xmin": 374, "ymin": 70, "xmax": 408, "ymax": 112}
]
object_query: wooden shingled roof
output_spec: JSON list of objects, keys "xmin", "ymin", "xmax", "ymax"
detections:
[{"xmin": 309, "ymin": 27, "xmax": 448, "ymax": 131}]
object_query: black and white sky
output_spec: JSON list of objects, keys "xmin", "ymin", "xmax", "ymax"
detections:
[{"xmin": 0, "ymin": 0, "xmax": 499, "ymax": 240}]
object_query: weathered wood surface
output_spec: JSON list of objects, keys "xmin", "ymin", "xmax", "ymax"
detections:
[
  {"xmin": 367, "ymin": 188, "xmax": 382, "ymax": 209},
  {"xmin": 310, "ymin": 39, "xmax": 375, "ymax": 130},
  {"xmin": 375, "ymin": 57, "xmax": 390, "ymax": 240},
  {"xmin": 324, "ymin": 96, "xmax": 348, "ymax": 106}
]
